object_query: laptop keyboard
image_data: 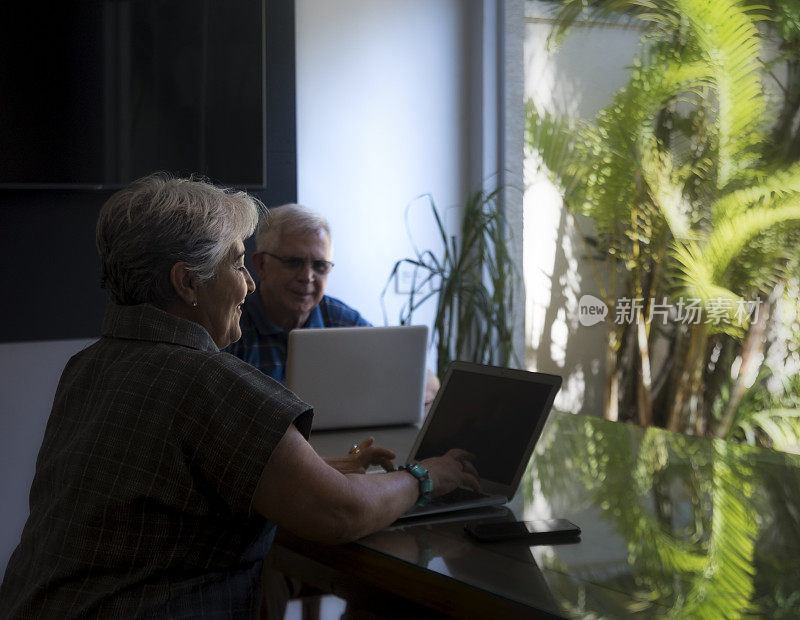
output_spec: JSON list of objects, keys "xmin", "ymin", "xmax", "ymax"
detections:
[
  {"xmin": 429, "ymin": 487, "xmax": 488, "ymax": 506},
  {"xmin": 400, "ymin": 484, "xmax": 510, "ymax": 518}
]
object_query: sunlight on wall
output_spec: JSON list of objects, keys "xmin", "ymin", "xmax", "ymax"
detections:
[
  {"xmin": 523, "ymin": 176, "xmax": 560, "ymax": 355},
  {"xmin": 523, "ymin": 2, "xmax": 641, "ymax": 415}
]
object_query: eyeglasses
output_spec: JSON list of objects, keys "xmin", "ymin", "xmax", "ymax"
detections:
[{"xmin": 261, "ymin": 251, "xmax": 334, "ymax": 275}]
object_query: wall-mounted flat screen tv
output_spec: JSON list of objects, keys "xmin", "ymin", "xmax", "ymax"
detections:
[{"xmin": 0, "ymin": 0, "xmax": 267, "ymax": 189}]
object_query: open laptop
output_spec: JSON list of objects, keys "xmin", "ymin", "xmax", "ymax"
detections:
[
  {"xmin": 286, "ymin": 325, "xmax": 428, "ymax": 430},
  {"xmin": 398, "ymin": 361, "xmax": 562, "ymax": 519}
]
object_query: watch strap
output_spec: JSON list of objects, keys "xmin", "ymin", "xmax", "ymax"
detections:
[{"xmin": 399, "ymin": 461, "xmax": 433, "ymax": 505}]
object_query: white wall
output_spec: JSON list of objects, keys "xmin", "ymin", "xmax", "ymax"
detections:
[
  {"xmin": 0, "ymin": 338, "xmax": 95, "ymax": 579},
  {"xmin": 294, "ymin": 0, "xmax": 475, "ymax": 335},
  {"xmin": 523, "ymin": 2, "xmax": 642, "ymax": 414}
]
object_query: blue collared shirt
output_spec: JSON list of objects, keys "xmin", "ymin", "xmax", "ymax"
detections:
[{"xmin": 226, "ymin": 292, "xmax": 370, "ymax": 385}]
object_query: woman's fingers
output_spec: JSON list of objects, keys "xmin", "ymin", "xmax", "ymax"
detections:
[
  {"xmin": 445, "ymin": 448, "xmax": 476, "ymax": 463},
  {"xmin": 350, "ymin": 437, "xmax": 396, "ymax": 471},
  {"xmin": 460, "ymin": 470, "xmax": 482, "ymax": 493},
  {"xmin": 364, "ymin": 448, "xmax": 396, "ymax": 470},
  {"xmin": 460, "ymin": 459, "xmax": 479, "ymax": 478},
  {"xmin": 369, "ymin": 447, "xmax": 396, "ymax": 461}
]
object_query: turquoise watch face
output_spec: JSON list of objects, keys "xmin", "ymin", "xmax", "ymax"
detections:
[
  {"xmin": 402, "ymin": 462, "xmax": 433, "ymax": 505},
  {"xmin": 408, "ymin": 463, "xmax": 427, "ymax": 478},
  {"xmin": 420, "ymin": 477, "xmax": 434, "ymax": 494}
]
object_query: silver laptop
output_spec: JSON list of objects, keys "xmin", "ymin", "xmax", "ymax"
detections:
[
  {"xmin": 398, "ymin": 361, "xmax": 562, "ymax": 519},
  {"xmin": 286, "ymin": 325, "xmax": 428, "ymax": 430}
]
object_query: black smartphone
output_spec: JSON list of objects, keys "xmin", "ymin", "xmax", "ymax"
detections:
[{"xmin": 464, "ymin": 518, "xmax": 581, "ymax": 543}]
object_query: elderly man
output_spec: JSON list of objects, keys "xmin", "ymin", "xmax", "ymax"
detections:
[
  {"xmin": 226, "ymin": 203, "xmax": 369, "ymax": 384},
  {"xmin": 228, "ymin": 204, "xmax": 439, "ymax": 401}
]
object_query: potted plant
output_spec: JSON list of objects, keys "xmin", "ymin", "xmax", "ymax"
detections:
[{"xmin": 382, "ymin": 189, "xmax": 519, "ymax": 378}]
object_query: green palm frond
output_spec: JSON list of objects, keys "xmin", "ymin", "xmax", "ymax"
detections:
[
  {"xmin": 550, "ymin": 0, "xmax": 768, "ymax": 185},
  {"xmin": 640, "ymin": 136, "xmax": 694, "ymax": 239},
  {"xmin": 677, "ymin": 446, "xmax": 758, "ymax": 618},
  {"xmin": 675, "ymin": 0, "xmax": 768, "ymax": 186},
  {"xmin": 662, "ymin": 203, "xmax": 800, "ymax": 342},
  {"xmin": 669, "ymin": 202, "xmax": 800, "ymax": 315},
  {"xmin": 712, "ymin": 160, "xmax": 800, "ymax": 221},
  {"xmin": 572, "ymin": 54, "xmax": 710, "ymax": 241},
  {"xmin": 548, "ymin": 0, "xmax": 683, "ymax": 49},
  {"xmin": 735, "ymin": 408, "xmax": 800, "ymax": 451},
  {"xmin": 524, "ymin": 101, "xmax": 592, "ymax": 206},
  {"xmin": 706, "ymin": 203, "xmax": 800, "ymax": 283},
  {"xmin": 670, "ymin": 200, "xmax": 800, "ymax": 335}
]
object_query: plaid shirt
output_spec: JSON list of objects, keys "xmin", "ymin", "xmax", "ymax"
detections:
[
  {"xmin": 225, "ymin": 293, "xmax": 369, "ymax": 385},
  {"xmin": 0, "ymin": 303, "xmax": 312, "ymax": 619}
]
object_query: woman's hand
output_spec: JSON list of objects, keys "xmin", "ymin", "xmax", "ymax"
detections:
[
  {"xmin": 324, "ymin": 437, "xmax": 396, "ymax": 475},
  {"xmin": 420, "ymin": 449, "xmax": 481, "ymax": 496}
]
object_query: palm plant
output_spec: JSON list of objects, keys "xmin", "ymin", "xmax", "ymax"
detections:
[
  {"xmin": 526, "ymin": 0, "xmax": 800, "ymax": 439},
  {"xmin": 765, "ymin": 0, "xmax": 800, "ymax": 162},
  {"xmin": 382, "ymin": 190, "xmax": 518, "ymax": 378},
  {"xmin": 528, "ymin": 413, "xmax": 793, "ymax": 617}
]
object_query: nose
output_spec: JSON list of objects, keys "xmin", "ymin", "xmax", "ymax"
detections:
[
  {"xmin": 244, "ymin": 266, "xmax": 256, "ymax": 294},
  {"xmin": 295, "ymin": 261, "xmax": 315, "ymax": 283}
]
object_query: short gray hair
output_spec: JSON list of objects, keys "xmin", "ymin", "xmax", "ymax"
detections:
[
  {"xmin": 256, "ymin": 203, "xmax": 331, "ymax": 252},
  {"xmin": 97, "ymin": 173, "xmax": 263, "ymax": 307}
]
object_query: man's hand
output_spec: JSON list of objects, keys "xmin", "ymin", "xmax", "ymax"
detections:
[
  {"xmin": 324, "ymin": 437, "xmax": 396, "ymax": 474},
  {"xmin": 424, "ymin": 369, "xmax": 440, "ymax": 409}
]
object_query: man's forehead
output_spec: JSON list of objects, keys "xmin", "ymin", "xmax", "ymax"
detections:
[{"xmin": 275, "ymin": 228, "xmax": 331, "ymax": 255}]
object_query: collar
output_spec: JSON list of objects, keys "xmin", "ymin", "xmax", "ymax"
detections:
[
  {"xmin": 101, "ymin": 303, "xmax": 219, "ymax": 352},
  {"xmin": 247, "ymin": 291, "xmax": 325, "ymax": 335}
]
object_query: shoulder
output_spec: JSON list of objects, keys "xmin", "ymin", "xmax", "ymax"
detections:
[
  {"xmin": 318, "ymin": 296, "xmax": 371, "ymax": 327},
  {"xmin": 72, "ymin": 338, "xmax": 309, "ymax": 435},
  {"xmin": 180, "ymin": 348, "xmax": 305, "ymax": 417},
  {"xmin": 186, "ymin": 353, "xmax": 312, "ymax": 445}
]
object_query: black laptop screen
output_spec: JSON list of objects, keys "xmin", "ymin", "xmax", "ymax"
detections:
[{"xmin": 413, "ymin": 368, "xmax": 556, "ymax": 487}]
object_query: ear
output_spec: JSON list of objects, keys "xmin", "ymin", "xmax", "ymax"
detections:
[
  {"xmin": 251, "ymin": 251, "xmax": 267, "ymax": 280},
  {"xmin": 169, "ymin": 262, "xmax": 198, "ymax": 306}
]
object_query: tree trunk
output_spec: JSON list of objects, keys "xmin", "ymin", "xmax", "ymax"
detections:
[
  {"xmin": 636, "ymin": 316, "xmax": 653, "ymax": 426},
  {"xmin": 715, "ymin": 294, "xmax": 772, "ymax": 438},
  {"xmin": 667, "ymin": 324, "xmax": 708, "ymax": 433},
  {"xmin": 605, "ymin": 332, "xmax": 620, "ymax": 421}
]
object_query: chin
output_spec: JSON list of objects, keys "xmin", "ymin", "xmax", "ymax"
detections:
[
  {"xmin": 226, "ymin": 328, "xmax": 242, "ymax": 346},
  {"xmin": 289, "ymin": 303, "xmax": 311, "ymax": 315}
]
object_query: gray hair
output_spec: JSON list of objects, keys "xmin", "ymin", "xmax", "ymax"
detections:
[
  {"xmin": 256, "ymin": 203, "xmax": 331, "ymax": 252},
  {"xmin": 96, "ymin": 173, "xmax": 263, "ymax": 307}
]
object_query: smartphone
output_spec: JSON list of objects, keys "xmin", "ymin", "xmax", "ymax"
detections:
[{"xmin": 464, "ymin": 518, "xmax": 581, "ymax": 543}]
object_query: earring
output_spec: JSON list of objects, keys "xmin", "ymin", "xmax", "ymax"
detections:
[{"xmin": 192, "ymin": 300, "xmax": 198, "ymax": 307}]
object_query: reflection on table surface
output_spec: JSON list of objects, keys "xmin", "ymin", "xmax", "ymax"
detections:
[{"xmin": 350, "ymin": 412, "xmax": 800, "ymax": 618}]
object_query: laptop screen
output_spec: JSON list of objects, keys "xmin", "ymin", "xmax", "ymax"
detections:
[
  {"xmin": 287, "ymin": 325, "xmax": 428, "ymax": 430},
  {"xmin": 411, "ymin": 364, "xmax": 560, "ymax": 488}
]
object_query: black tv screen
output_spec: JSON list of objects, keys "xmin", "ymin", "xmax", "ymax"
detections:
[{"xmin": 0, "ymin": 0, "xmax": 266, "ymax": 189}]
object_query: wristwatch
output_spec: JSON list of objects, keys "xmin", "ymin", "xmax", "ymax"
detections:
[{"xmin": 399, "ymin": 461, "xmax": 433, "ymax": 506}]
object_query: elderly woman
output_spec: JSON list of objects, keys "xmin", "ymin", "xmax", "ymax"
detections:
[{"xmin": 0, "ymin": 174, "xmax": 477, "ymax": 618}]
